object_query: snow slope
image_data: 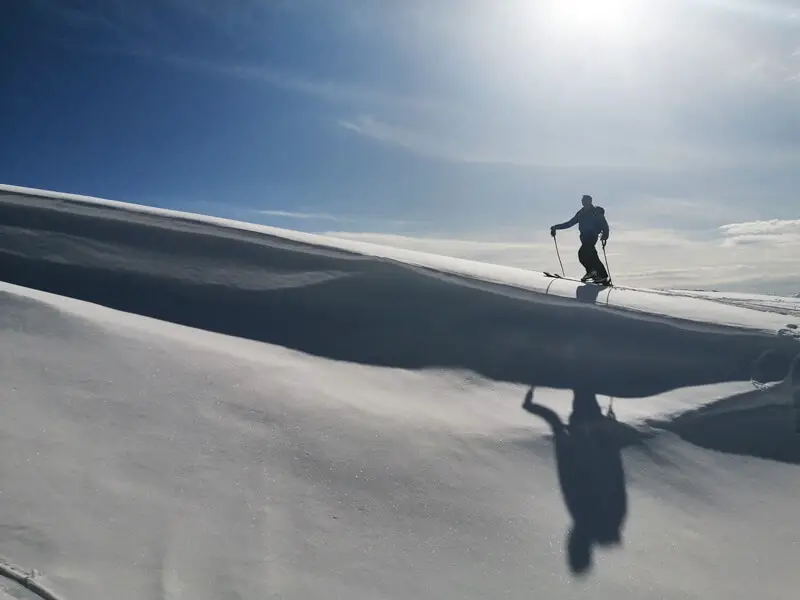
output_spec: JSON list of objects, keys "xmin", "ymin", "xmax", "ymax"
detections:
[{"xmin": 1, "ymin": 185, "xmax": 799, "ymax": 600}]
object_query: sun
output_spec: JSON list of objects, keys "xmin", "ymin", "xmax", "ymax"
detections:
[{"xmin": 545, "ymin": 0, "xmax": 645, "ymax": 39}]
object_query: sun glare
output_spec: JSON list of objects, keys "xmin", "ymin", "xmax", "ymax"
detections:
[{"xmin": 546, "ymin": 0, "xmax": 645, "ymax": 39}]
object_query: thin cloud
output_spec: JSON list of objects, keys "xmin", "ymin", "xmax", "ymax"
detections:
[
  {"xmin": 338, "ymin": 116, "xmax": 502, "ymax": 165},
  {"xmin": 27, "ymin": 0, "xmax": 441, "ymax": 113},
  {"xmin": 198, "ymin": 63, "xmax": 441, "ymax": 112},
  {"xmin": 257, "ymin": 210, "xmax": 422, "ymax": 231},
  {"xmin": 614, "ymin": 196, "xmax": 756, "ymax": 231},
  {"xmin": 720, "ymin": 218, "xmax": 800, "ymax": 236},
  {"xmin": 337, "ymin": 115, "xmax": 689, "ymax": 170},
  {"xmin": 31, "ymin": 0, "xmax": 800, "ymax": 169},
  {"xmin": 339, "ymin": 114, "xmax": 800, "ymax": 172},
  {"xmin": 259, "ymin": 210, "xmax": 346, "ymax": 221},
  {"xmin": 721, "ymin": 234, "xmax": 799, "ymax": 247},
  {"xmin": 719, "ymin": 218, "xmax": 800, "ymax": 248},
  {"xmin": 339, "ymin": 114, "xmax": 584, "ymax": 168}
]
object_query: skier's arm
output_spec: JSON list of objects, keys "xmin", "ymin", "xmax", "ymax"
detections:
[{"xmin": 552, "ymin": 211, "xmax": 581, "ymax": 231}]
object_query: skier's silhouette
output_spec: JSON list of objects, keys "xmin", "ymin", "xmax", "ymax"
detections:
[{"xmin": 522, "ymin": 386, "xmax": 629, "ymax": 575}]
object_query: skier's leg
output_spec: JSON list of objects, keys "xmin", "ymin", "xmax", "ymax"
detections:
[
  {"xmin": 587, "ymin": 242, "xmax": 608, "ymax": 279},
  {"xmin": 578, "ymin": 241, "xmax": 595, "ymax": 278}
]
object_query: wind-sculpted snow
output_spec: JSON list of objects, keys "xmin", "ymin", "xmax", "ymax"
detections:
[
  {"xmin": 2, "ymin": 280, "xmax": 800, "ymax": 600},
  {"xmin": 648, "ymin": 352, "xmax": 800, "ymax": 463},
  {"xmin": 1, "ymin": 186, "xmax": 800, "ymax": 599},
  {"xmin": 0, "ymin": 188, "xmax": 796, "ymax": 399}
]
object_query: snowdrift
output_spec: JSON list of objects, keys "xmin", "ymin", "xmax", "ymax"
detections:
[
  {"xmin": 0, "ymin": 186, "xmax": 797, "ymax": 399},
  {"xmin": 1, "ymin": 185, "xmax": 800, "ymax": 600}
]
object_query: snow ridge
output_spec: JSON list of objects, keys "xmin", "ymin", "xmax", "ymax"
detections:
[
  {"xmin": 0, "ymin": 560, "xmax": 61, "ymax": 600},
  {"xmin": 0, "ymin": 187, "xmax": 796, "ymax": 399}
]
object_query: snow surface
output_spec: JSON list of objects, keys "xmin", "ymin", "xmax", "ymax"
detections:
[{"xmin": 1, "ymin": 185, "xmax": 799, "ymax": 599}]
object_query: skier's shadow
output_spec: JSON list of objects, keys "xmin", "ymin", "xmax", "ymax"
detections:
[
  {"xmin": 575, "ymin": 284, "xmax": 604, "ymax": 304},
  {"xmin": 522, "ymin": 386, "xmax": 635, "ymax": 576}
]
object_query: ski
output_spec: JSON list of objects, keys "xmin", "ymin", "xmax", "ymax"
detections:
[{"xmin": 542, "ymin": 272, "xmax": 612, "ymax": 287}]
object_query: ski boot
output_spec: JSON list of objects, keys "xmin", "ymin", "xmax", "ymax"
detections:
[{"xmin": 591, "ymin": 274, "xmax": 612, "ymax": 286}]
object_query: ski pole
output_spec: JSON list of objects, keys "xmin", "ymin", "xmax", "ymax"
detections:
[
  {"xmin": 602, "ymin": 240, "xmax": 612, "ymax": 281},
  {"xmin": 553, "ymin": 234, "xmax": 565, "ymax": 276}
]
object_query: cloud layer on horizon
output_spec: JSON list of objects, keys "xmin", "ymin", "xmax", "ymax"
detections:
[{"xmin": 321, "ymin": 217, "xmax": 800, "ymax": 295}]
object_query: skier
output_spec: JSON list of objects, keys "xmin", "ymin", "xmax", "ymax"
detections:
[{"xmin": 550, "ymin": 195, "xmax": 610, "ymax": 284}]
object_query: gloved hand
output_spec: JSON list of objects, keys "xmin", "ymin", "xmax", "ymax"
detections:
[
  {"xmin": 601, "ymin": 236, "xmax": 608, "ymax": 248},
  {"xmin": 550, "ymin": 227, "xmax": 556, "ymax": 237}
]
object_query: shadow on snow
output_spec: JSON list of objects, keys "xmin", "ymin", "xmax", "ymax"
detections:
[
  {"xmin": 521, "ymin": 386, "xmax": 643, "ymax": 576},
  {"xmin": 2, "ymin": 192, "xmax": 796, "ymax": 402},
  {"xmin": 648, "ymin": 352, "xmax": 800, "ymax": 464}
]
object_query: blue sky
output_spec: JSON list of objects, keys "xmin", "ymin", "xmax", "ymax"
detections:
[{"xmin": 2, "ymin": 0, "xmax": 799, "ymax": 293}]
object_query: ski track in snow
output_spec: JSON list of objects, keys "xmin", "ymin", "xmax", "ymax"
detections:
[
  {"xmin": 629, "ymin": 287, "xmax": 800, "ymax": 320},
  {"xmin": 0, "ymin": 185, "xmax": 799, "ymax": 599}
]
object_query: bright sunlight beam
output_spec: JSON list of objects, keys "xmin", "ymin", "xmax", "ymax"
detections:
[{"xmin": 545, "ymin": 0, "xmax": 647, "ymax": 40}]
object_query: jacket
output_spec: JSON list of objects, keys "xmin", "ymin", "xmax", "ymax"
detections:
[{"xmin": 553, "ymin": 206, "xmax": 609, "ymax": 241}]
